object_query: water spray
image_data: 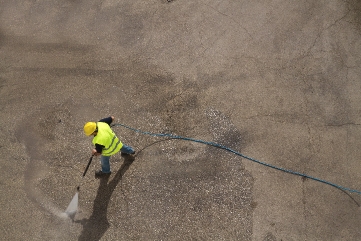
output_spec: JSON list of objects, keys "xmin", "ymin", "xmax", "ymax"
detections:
[{"xmin": 64, "ymin": 155, "xmax": 94, "ymax": 219}]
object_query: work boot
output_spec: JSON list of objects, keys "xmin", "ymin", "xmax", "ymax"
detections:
[
  {"xmin": 95, "ymin": 170, "xmax": 111, "ymax": 178},
  {"xmin": 121, "ymin": 151, "xmax": 136, "ymax": 156}
]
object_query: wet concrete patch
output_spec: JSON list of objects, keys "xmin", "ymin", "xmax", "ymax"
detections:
[{"xmin": 122, "ymin": 110, "xmax": 253, "ymax": 240}]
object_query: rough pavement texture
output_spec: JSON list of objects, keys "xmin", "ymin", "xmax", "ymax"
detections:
[{"xmin": 1, "ymin": 0, "xmax": 361, "ymax": 240}]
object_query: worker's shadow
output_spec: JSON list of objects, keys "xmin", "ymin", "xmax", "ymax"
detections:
[{"xmin": 76, "ymin": 155, "xmax": 134, "ymax": 241}]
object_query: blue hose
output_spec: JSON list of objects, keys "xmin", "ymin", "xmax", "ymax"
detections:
[{"xmin": 112, "ymin": 123, "xmax": 361, "ymax": 195}]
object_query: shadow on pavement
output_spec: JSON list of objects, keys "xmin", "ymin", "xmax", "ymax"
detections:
[{"xmin": 76, "ymin": 155, "xmax": 134, "ymax": 241}]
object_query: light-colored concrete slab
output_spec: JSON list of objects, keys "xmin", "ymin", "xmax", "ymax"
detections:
[{"xmin": 1, "ymin": 0, "xmax": 361, "ymax": 240}]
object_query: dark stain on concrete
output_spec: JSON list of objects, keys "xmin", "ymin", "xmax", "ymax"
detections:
[{"xmin": 345, "ymin": 0, "xmax": 361, "ymax": 32}]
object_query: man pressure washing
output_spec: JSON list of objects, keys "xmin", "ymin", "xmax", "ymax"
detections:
[{"xmin": 83, "ymin": 116, "xmax": 135, "ymax": 177}]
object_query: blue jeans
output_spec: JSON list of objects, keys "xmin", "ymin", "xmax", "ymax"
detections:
[{"xmin": 100, "ymin": 144, "xmax": 134, "ymax": 173}]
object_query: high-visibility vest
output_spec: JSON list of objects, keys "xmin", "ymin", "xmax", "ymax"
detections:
[{"xmin": 92, "ymin": 122, "xmax": 123, "ymax": 156}]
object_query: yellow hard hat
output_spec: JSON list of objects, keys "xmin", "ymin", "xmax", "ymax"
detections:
[{"xmin": 84, "ymin": 122, "xmax": 97, "ymax": 136}]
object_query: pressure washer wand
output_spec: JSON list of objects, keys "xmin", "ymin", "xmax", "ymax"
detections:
[{"xmin": 77, "ymin": 155, "xmax": 94, "ymax": 191}]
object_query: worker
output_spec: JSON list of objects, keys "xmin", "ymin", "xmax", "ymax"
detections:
[{"xmin": 83, "ymin": 116, "xmax": 135, "ymax": 177}]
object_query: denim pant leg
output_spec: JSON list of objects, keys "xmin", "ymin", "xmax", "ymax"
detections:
[
  {"xmin": 100, "ymin": 155, "xmax": 111, "ymax": 173},
  {"xmin": 120, "ymin": 144, "xmax": 135, "ymax": 154}
]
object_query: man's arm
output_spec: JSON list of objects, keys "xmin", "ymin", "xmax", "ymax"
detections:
[
  {"xmin": 98, "ymin": 116, "xmax": 115, "ymax": 126},
  {"xmin": 92, "ymin": 144, "xmax": 104, "ymax": 156}
]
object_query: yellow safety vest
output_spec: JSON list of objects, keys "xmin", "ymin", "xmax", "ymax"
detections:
[{"xmin": 92, "ymin": 122, "xmax": 123, "ymax": 156}]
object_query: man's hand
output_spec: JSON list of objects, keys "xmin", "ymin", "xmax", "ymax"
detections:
[
  {"xmin": 111, "ymin": 116, "xmax": 115, "ymax": 123},
  {"xmin": 92, "ymin": 149, "xmax": 101, "ymax": 156}
]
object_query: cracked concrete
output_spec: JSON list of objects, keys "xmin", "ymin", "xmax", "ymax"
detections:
[{"xmin": 1, "ymin": 0, "xmax": 361, "ymax": 240}]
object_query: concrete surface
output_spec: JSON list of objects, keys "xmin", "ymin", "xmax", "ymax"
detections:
[{"xmin": 1, "ymin": 0, "xmax": 361, "ymax": 240}]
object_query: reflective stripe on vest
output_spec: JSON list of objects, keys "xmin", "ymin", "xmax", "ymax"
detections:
[{"xmin": 92, "ymin": 122, "xmax": 123, "ymax": 156}]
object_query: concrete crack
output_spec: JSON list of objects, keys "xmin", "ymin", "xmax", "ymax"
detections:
[
  {"xmin": 202, "ymin": 3, "xmax": 253, "ymax": 40},
  {"xmin": 326, "ymin": 123, "xmax": 361, "ymax": 127},
  {"xmin": 305, "ymin": 9, "xmax": 352, "ymax": 55}
]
